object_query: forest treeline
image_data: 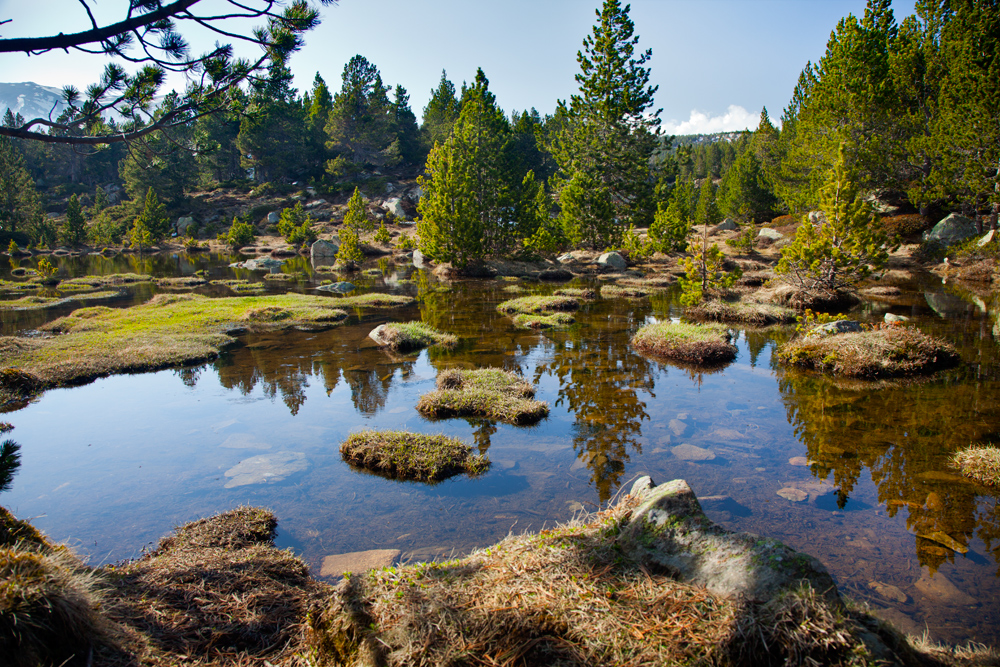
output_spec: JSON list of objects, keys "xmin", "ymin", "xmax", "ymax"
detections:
[{"xmin": 0, "ymin": 0, "xmax": 996, "ymax": 265}]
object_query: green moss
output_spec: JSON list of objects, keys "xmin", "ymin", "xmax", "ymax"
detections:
[
  {"xmin": 416, "ymin": 367, "xmax": 548, "ymax": 425},
  {"xmin": 210, "ymin": 279, "xmax": 266, "ymax": 294},
  {"xmin": 340, "ymin": 430, "xmax": 489, "ymax": 482},
  {"xmin": 0, "ymin": 292, "xmax": 413, "ymax": 390},
  {"xmin": 631, "ymin": 321, "xmax": 737, "ymax": 366},
  {"xmin": 496, "ymin": 295, "xmax": 579, "ymax": 315}
]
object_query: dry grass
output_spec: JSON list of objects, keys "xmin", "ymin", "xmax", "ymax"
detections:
[
  {"xmin": 951, "ymin": 446, "xmax": 1000, "ymax": 486},
  {"xmin": 600, "ymin": 284, "xmax": 650, "ymax": 299},
  {"xmin": 908, "ymin": 632, "xmax": 1000, "ymax": 666},
  {"xmin": 553, "ymin": 287, "xmax": 597, "ymax": 299},
  {"xmin": 156, "ymin": 276, "xmax": 208, "ymax": 288},
  {"xmin": 511, "ymin": 312, "xmax": 575, "ymax": 329},
  {"xmin": 98, "ymin": 506, "xmax": 329, "ymax": 666},
  {"xmin": 210, "ymin": 279, "xmax": 266, "ymax": 294},
  {"xmin": 416, "ymin": 367, "xmax": 548, "ymax": 425},
  {"xmin": 372, "ymin": 322, "xmax": 458, "ymax": 352},
  {"xmin": 0, "ymin": 293, "xmax": 413, "ymax": 395},
  {"xmin": 340, "ymin": 430, "xmax": 489, "ymax": 482},
  {"xmin": 496, "ymin": 295, "xmax": 580, "ymax": 315},
  {"xmin": 777, "ymin": 325, "xmax": 960, "ymax": 378},
  {"xmin": 306, "ymin": 494, "xmax": 901, "ymax": 667},
  {"xmin": 631, "ymin": 321, "xmax": 738, "ymax": 366},
  {"xmin": 757, "ymin": 283, "xmax": 860, "ymax": 311},
  {"xmin": 685, "ymin": 300, "xmax": 797, "ymax": 326}
]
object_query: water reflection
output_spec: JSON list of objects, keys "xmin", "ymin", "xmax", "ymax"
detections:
[{"xmin": 0, "ymin": 439, "xmax": 21, "ymax": 492}]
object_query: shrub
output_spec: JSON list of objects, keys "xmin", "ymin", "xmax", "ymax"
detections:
[
  {"xmin": 35, "ymin": 258, "xmax": 58, "ymax": 284},
  {"xmin": 725, "ymin": 225, "xmax": 757, "ymax": 255},
  {"xmin": 221, "ymin": 218, "xmax": 255, "ymax": 249},
  {"xmin": 881, "ymin": 214, "xmax": 931, "ymax": 238},
  {"xmin": 396, "ymin": 233, "xmax": 417, "ymax": 251},
  {"xmin": 6, "ymin": 240, "xmax": 17, "ymax": 255},
  {"xmin": 335, "ymin": 227, "xmax": 364, "ymax": 268},
  {"xmin": 278, "ymin": 203, "xmax": 315, "ymax": 245},
  {"xmin": 770, "ymin": 214, "xmax": 797, "ymax": 229},
  {"xmin": 373, "ymin": 221, "xmax": 392, "ymax": 245},
  {"xmin": 340, "ymin": 430, "xmax": 489, "ymax": 482},
  {"xmin": 620, "ymin": 225, "xmax": 655, "ymax": 261},
  {"xmin": 678, "ymin": 229, "xmax": 741, "ymax": 306}
]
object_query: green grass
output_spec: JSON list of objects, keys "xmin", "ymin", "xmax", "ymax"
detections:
[
  {"xmin": 951, "ymin": 446, "xmax": 1000, "ymax": 486},
  {"xmin": 340, "ymin": 430, "xmax": 489, "ymax": 482},
  {"xmin": 776, "ymin": 326, "xmax": 960, "ymax": 378},
  {"xmin": 600, "ymin": 284, "xmax": 650, "ymax": 299},
  {"xmin": 0, "ymin": 291, "xmax": 119, "ymax": 311},
  {"xmin": 496, "ymin": 295, "xmax": 579, "ymax": 315},
  {"xmin": 417, "ymin": 368, "xmax": 548, "ymax": 424},
  {"xmin": 0, "ymin": 292, "xmax": 414, "ymax": 392},
  {"xmin": 631, "ymin": 321, "xmax": 737, "ymax": 365},
  {"xmin": 685, "ymin": 300, "xmax": 797, "ymax": 325},
  {"xmin": 553, "ymin": 287, "xmax": 597, "ymax": 299},
  {"xmin": 60, "ymin": 273, "xmax": 153, "ymax": 287},
  {"xmin": 155, "ymin": 276, "xmax": 208, "ymax": 288},
  {"xmin": 263, "ymin": 272, "xmax": 306, "ymax": 281},
  {"xmin": 511, "ymin": 312, "xmax": 575, "ymax": 329},
  {"xmin": 372, "ymin": 321, "xmax": 458, "ymax": 351},
  {"xmin": 210, "ymin": 279, "xmax": 266, "ymax": 293}
]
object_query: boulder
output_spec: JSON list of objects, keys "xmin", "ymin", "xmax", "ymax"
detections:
[
  {"xmin": 807, "ymin": 320, "xmax": 863, "ymax": 337},
  {"xmin": 305, "ymin": 199, "xmax": 327, "ymax": 209},
  {"xmin": 557, "ymin": 252, "xmax": 576, "ymax": 264},
  {"xmin": 176, "ymin": 216, "xmax": 195, "ymax": 234},
  {"xmin": 977, "ymin": 229, "xmax": 995, "ymax": 247},
  {"xmin": 267, "ymin": 211, "xmax": 281, "ymax": 224},
  {"xmin": 316, "ymin": 281, "xmax": 355, "ymax": 294},
  {"xmin": 807, "ymin": 211, "xmax": 827, "ymax": 225},
  {"xmin": 270, "ymin": 246, "xmax": 297, "ymax": 257},
  {"xmin": 597, "ymin": 251, "xmax": 627, "ymax": 271},
  {"xmin": 240, "ymin": 257, "xmax": 284, "ymax": 271},
  {"xmin": 622, "ymin": 477, "xmax": 839, "ymax": 602},
  {"xmin": 384, "ymin": 197, "xmax": 406, "ymax": 220},
  {"xmin": 758, "ymin": 227, "xmax": 784, "ymax": 240},
  {"xmin": 310, "ymin": 239, "xmax": 339, "ymax": 264},
  {"xmin": 923, "ymin": 213, "xmax": 977, "ymax": 246},
  {"xmin": 368, "ymin": 324, "xmax": 391, "ymax": 346},
  {"xmin": 413, "ymin": 249, "xmax": 429, "ymax": 269},
  {"xmin": 713, "ymin": 218, "xmax": 738, "ymax": 232},
  {"xmin": 884, "ymin": 313, "xmax": 910, "ymax": 324}
]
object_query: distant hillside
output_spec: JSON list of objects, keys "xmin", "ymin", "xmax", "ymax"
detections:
[
  {"xmin": 671, "ymin": 132, "xmax": 745, "ymax": 147},
  {"xmin": 0, "ymin": 81, "xmax": 67, "ymax": 121}
]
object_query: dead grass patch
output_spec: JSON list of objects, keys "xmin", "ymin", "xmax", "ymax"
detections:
[
  {"xmin": 632, "ymin": 321, "xmax": 737, "ymax": 366},
  {"xmin": 951, "ymin": 446, "xmax": 1000, "ymax": 487},
  {"xmin": 600, "ymin": 284, "xmax": 650, "ymax": 299},
  {"xmin": 777, "ymin": 326, "xmax": 960, "ymax": 378},
  {"xmin": 553, "ymin": 287, "xmax": 597, "ymax": 299},
  {"xmin": 685, "ymin": 300, "xmax": 797, "ymax": 326},
  {"xmin": 340, "ymin": 430, "xmax": 489, "ymax": 482},
  {"xmin": 156, "ymin": 276, "xmax": 208, "ymax": 288},
  {"xmin": 371, "ymin": 321, "xmax": 458, "ymax": 351},
  {"xmin": 416, "ymin": 367, "xmax": 548, "ymax": 425}
]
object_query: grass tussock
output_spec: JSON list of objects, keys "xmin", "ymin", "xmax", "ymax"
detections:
[
  {"xmin": 777, "ymin": 325, "xmax": 960, "ymax": 379},
  {"xmin": 0, "ymin": 293, "xmax": 412, "ymax": 393},
  {"xmin": 155, "ymin": 276, "xmax": 207, "ymax": 288},
  {"xmin": 0, "ymin": 291, "xmax": 119, "ymax": 311},
  {"xmin": 306, "ymin": 494, "xmax": 895, "ymax": 667},
  {"xmin": 600, "ymin": 284, "xmax": 650, "ymax": 299},
  {"xmin": 632, "ymin": 321, "xmax": 738, "ymax": 366},
  {"xmin": 372, "ymin": 321, "xmax": 458, "ymax": 352},
  {"xmin": 98, "ymin": 506, "xmax": 329, "ymax": 666},
  {"xmin": 496, "ymin": 295, "xmax": 580, "ymax": 315},
  {"xmin": 210, "ymin": 279, "xmax": 266, "ymax": 294},
  {"xmin": 951, "ymin": 446, "xmax": 1000, "ymax": 486},
  {"xmin": 907, "ymin": 633, "xmax": 1000, "ymax": 667},
  {"xmin": 340, "ymin": 430, "xmax": 489, "ymax": 482},
  {"xmin": 553, "ymin": 287, "xmax": 597, "ymax": 299},
  {"xmin": 416, "ymin": 367, "xmax": 548, "ymax": 425},
  {"xmin": 60, "ymin": 273, "xmax": 153, "ymax": 288},
  {"xmin": 511, "ymin": 312, "xmax": 575, "ymax": 329},
  {"xmin": 685, "ymin": 299, "xmax": 797, "ymax": 326}
]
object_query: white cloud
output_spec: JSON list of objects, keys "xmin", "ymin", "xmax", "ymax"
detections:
[{"xmin": 662, "ymin": 105, "xmax": 761, "ymax": 135}]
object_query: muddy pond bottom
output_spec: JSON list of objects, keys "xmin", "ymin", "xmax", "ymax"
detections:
[{"xmin": 3, "ymin": 276, "xmax": 1000, "ymax": 647}]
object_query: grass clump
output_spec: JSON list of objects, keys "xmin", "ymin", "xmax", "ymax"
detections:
[
  {"xmin": 776, "ymin": 325, "xmax": 960, "ymax": 379},
  {"xmin": 0, "ymin": 292, "xmax": 412, "ymax": 394},
  {"xmin": 155, "ymin": 276, "xmax": 207, "ymax": 288},
  {"xmin": 497, "ymin": 294, "xmax": 579, "ymax": 315},
  {"xmin": 601, "ymin": 284, "xmax": 650, "ymax": 299},
  {"xmin": 685, "ymin": 299, "xmax": 798, "ymax": 326},
  {"xmin": 371, "ymin": 321, "xmax": 458, "ymax": 352},
  {"xmin": 210, "ymin": 279, "xmax": 266, "ymax": 294},
  {"xmin": 632, "ymin": 321, "xmax": 738, "ymax": 366},
  {"xmin": 511, "ymin": 312, "xmax": 575, "ymax": 329},
  {"xmin": 340, "ymin": 430, "xmax": 489, "ymax": 482},
  {"xmin": 417, "ymin": 367, "xmax": 548, "ymax": 425},
  {"xmin": 60, "ymin": 273, "xmax": 153, "ymax": 288},
  {"xmin": 0, "ymin": 291, "xmax": 119, "ymax": 311},
  {"xmin": 951, "ymin": 446, "xmax": 1000, "ymax": 486},
  {"xmin": 554, "ymin": 287, "xmax": 597, "ymax": 299}
]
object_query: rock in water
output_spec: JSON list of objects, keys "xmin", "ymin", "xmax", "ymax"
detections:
[
  {"xmin": 777, "ymin": 487, "xmax": 809, "ymax": 502},
  {"xmin": 884, "ymin": 313, "xmax": 910, "ymax": 323},
  {"xmin": 807, "ymin": 320, "xmax": 863, "ymax": 337},
  {"xmin": 672, "ymin": 444, "xmax": 715, "ymax": 461},
  {"xmin": 413, "ymin": 249, "xmax": 428, "ymax": 269},
  {"xmin": 923, "ymin": 213, "xmax": 978, "ymax": 246},
  {"xmin": 241, "ymin": 257, "xmax": 284, "ymax": 271},
  {"xmin": 914, "ymin": 567, "xmax": 976, "ymax": 605},
  {"xmin": 310, "ymin": 239, "xmax": 339, "ymax": 264},
  {"xmin": 316, "ymin": 281, "xmax": 355, "ymax": 294},
  {"xmin": 596, "ymin": 251, "xmax": 627, "ymax": 271},
  {"xmin": 668, "ymin": 419, "xmax": 689, "ymax": 437},
  {"xmin": 223, "ymin": 451, "xmax": 307, "ymax": 488},
  {"xmin": 868, "ymin": 581, "xmax": 908, "ymax": 603}
]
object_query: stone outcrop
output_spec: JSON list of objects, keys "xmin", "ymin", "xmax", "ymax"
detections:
[
  {"xmin": 757, "ymin": 227, "xmax": 784, "ymax": 240},
  {"xmin": 310, "ymin": 239, "xmax": 339, "ymax": 264},
  {"xmin": 622, "ymin": 477, "xmax": 839, "ymax": 603},
  {"xmin": 597, "ymin": 251, "xmax": 627, "ymax": 271},
  {"xmin": 923, "ymin": 213, "xmax": 977, "ymax": 247}
]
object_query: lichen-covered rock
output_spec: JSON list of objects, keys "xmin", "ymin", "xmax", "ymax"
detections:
[
  {"xmin": 923, "ymin": 213, "xmax": 977, "ymax": 246},
  {"xmin": 597, "ymin": 251, "xmax": 627, "ymax": 271},
  {"xmin": 621, "ymin": 477, "xmax": 839, "ymax": 603}
]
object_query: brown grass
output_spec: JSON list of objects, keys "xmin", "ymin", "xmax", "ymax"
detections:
[
  {"xmin": 416, "ymin": 368, "xmax": 548, "ymax": 425},
  {"xmin": 631, "ymin": 321, "xmax": 737, "ymax": 366},
  {"xmin": 340, "ymin": 430, "xmax": 489, "ymax": 482},
  {"xmin": 951, "ymin": 446, "xmax": 1000, "ymax": 486},
  {"xmin": 777, "ymin": 325, "xmax": 960, "ymax": 378},
  {"xmin": 685, "ymin": 300, "xmax": 797, "ymax": 326}
]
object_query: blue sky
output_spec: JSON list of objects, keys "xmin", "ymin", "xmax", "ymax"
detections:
[{"xmin": 2, "ymin": 0, "xmax": 916, "ymax": 133}]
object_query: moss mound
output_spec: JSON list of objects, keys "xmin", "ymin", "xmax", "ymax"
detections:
[
  {"xmin": 776, "ymin": 325, "xmax": 960, "ymax": 378},
  {"xmin": 60, "ymin": 273, "xmax": 153, "ymax": 288},
  {"xmin": 685, "ymin": 299, "xmax": 797, "ymax": 325},
  {"xmin": 370, "ymin": 321, "xmax": 458, "ymax": 351},
  {"xmin": 511, "ymin": 312, "xmax": 575, "ymax": 329},
  {"xmin": 497, "ymin": 295, "xmax": 580, "ymax": 315},
  {"xmin": 340, "ymin": 430, "xmax": 489, "ymax": 482},
  {"xmin": 951, "ymin": 446, "xmax": 1000, "ymax": 486},
  {"xmin": 631, "ymin": 321, "xmax": 737, "ymax": 366},
  {"xmin": 0, "ymin": 293, "xmax": 413, "ymax": 392},
  {"xmin": 416, "ymin": 367, "xmax": 548, "ymax": 424}
]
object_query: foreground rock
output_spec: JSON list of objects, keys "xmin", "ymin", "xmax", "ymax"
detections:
[{"xmin": 923, "ymin": 213, "xmax": 977, "ymax": 247}]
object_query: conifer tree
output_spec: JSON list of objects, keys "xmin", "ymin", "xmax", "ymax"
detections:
[
  {"xmin": 343, "ymin": 187, "xmax": 373, "ymax": 237},
  {"xmin": 552, "ymin": 0, "xmax": 661, "ymax": 248},
  {"xmin": 0, "ymin": 136, "xmax": 43, "ymax": 236},
  {"xmin": 62, "ymin": 194, "xmax": 86, "ymax": 246},
  {"xmin": 694, "ymin": 178, "xmax": 722, "ymax": 228},
  {"xmin": 421, "ymin": 71, "xmax": 461, "ymax": 150},
  {"xmin": 392, "ymin": 85, "xmax": 424, "ymax": 167},
  {"xmin": 128, "ymin": 216, "xmax": 153, "ymax": 255},
  {"xmin": 326, "ymin": 56, "xmax": 399, "ymax": 174},
  {"xmin": 718, "ymin": 149, "xmax": 777, "ymax": 224},
  {"xmin": 135, "ymin": 187, "xmax": 169, "ymax": 241}
]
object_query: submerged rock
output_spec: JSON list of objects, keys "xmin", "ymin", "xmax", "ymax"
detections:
[
  {"xmin": 316, "ymin": 281, "xmax": 355, "ymax": 294},
  {"xmin": 777, "ymin": 487, "xmax": 809, "ymax": 502},
  {"xmin": 671, "ymin": 444, "xmax": 715, "ymax": 461},
  {"xmin": 622, "ymin": 477, "xmax": 839, "ymax": 602},
  {"xmin": 224, "ymin": 451, "xmax": 308, "ymax": 488},
  {"xmin": 239, "ymin": 257, "xmax": 284, "ymax": 271}
]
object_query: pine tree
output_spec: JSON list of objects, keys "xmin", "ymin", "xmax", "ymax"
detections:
[
  {"xmin": 326, "ymin": 56, "xmax": 399, "ymax": 174},
  {"xmin": 718, "ymin": 149, "xmax": 777, "ymax": 224},
  {"xmin": 0, "ymin": 136, "xmax": 43, "ymax": 236},
  {"xmin": 552, "ymin": 0, "xmax": 661, "ymax": 248},
  {"xmin": 135, "ymin": 187, "xmax": 169, "ymax": 241},
  {"xmin": 421, "ymin": 70, "xmax": 461, "ymax": 150},
  {"xmin": 237, "ymin": 62, "xmax": 308, "ymax": 183},
  {"xmin": 343, "ymin": 187, "xmax": 373, "ymax": 237},
  {"xmin": 62, "ymin": 194, "xmax": 86, "ymax": 246},
  {"xmin": 417, "ymin": 69, "xmax": 516, "ymax": 266},
  {"xmin": 392, "ymin": 85, "xmax": 424, "ymax": 167},
  {"xmin": 694, "ymin": 178, "xmax": 722, "ymax": 228},
  {"xmin": 128, "ymin": 215, "xmax": 153, "ymax": 254}
]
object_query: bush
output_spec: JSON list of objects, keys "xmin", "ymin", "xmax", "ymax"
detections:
[
  {"xmin": 221, "ymin": 218, "xmax": 255, "ymax": 249},
  {"xmin": 881, "ymin": 214, "xmax": 931, "ymax": 238},
  {"xmin": 396, "ymin": 233, "xmax": 417, "ymax": 251},
  {"xmin": 373, "ymin": 221, "xmax": 392, "ymax": 245},
  {"xmin": 335, "ymin": 227, "xmax": 364, "ymax": 268}
]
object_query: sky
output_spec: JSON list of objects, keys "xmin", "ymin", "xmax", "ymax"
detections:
[{"xmin": 1, "ymin": 0, "xmax": 917, "ymax": 134}]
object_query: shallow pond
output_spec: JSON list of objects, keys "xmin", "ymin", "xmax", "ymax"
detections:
[{"xmin": 2, "ymin": 251, "xmax": 1000, "ymax": 646}]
